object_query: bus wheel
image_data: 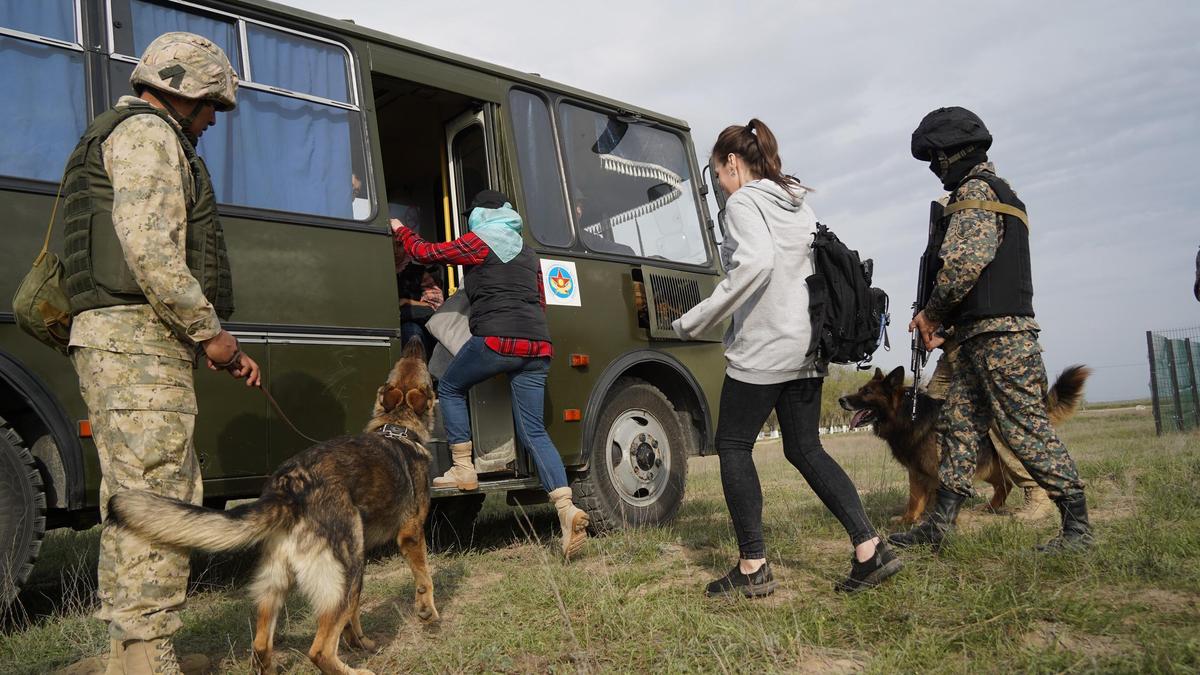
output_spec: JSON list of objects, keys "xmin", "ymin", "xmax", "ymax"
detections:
[
  {"xmin": 426, "ymin": 493, "xmax": 485, "ymax": 552},
  {"xmin": 573, "ymin": 378, "xmax": 688, "ymax": 532},
  {"xmin": 0, "ymin": 415, "xmax": 46, "ymax": 609}
]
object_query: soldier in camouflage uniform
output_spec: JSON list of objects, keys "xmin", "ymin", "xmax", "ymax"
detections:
[
  {"xmin": 924, "ymin": 330, "xmax": 1055, "ymax": 521},
  {"xmin": 63, "ymin": 33, "xmax": 260, "ymax": 675},
  {"xmin": 889, "ymin": 107, "xmax": 1092, "ymax": 553}
]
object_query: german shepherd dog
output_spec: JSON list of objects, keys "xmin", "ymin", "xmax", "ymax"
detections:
[
  {"xmin": 838, "ymin": 365, "xmax": 1089, "ymax": 524},
  {"xmin": 109, "ymin": 338, "xmax": 438, "ymax": 675}
]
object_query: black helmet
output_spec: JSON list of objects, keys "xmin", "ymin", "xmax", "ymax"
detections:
[{"xmin": 911, "ymin": 107, "xmax": 992, "ymax": 161}]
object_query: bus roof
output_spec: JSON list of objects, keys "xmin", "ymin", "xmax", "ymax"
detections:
[{"xmin": 228, "ymin": 0, "xmax": 693, "ymax": 131}]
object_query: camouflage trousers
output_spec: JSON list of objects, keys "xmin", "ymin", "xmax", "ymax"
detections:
[
  {"xmin": 936, "ymin": 331, "xmax": 1084, "ymax": 499},
  {"xmin": 927, "ymin": 346, "xmax": 1037, "ymax": 488},
  {"xmin": 72, "ymin": 347, "xmax": 202, "ymax": 642}
]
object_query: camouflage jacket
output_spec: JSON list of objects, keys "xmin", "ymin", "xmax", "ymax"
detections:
[
  {"xmin": 69, "ymin": 95, "xmax": 222, "ymax": 361},
  {"xmin": 923, "ymin": 162, "xmax": 1039, "ymax": 342}
]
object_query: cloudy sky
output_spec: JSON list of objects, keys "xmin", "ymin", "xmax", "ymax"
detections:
[{"xmin": 291, "ymin": 0, "xmax": 1199, "ymax": 401}]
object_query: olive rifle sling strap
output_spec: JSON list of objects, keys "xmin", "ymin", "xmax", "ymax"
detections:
[
  {"xmin": 34, "ymin": 173, "xmax": 68, "ymax": 266},
  {"xmin": 941, "ymin": 199, "xmax": 1030, "ymax": 229}
]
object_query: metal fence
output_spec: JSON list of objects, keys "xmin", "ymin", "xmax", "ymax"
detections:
[{"xmin": 1146, "ymin": 326, "xmax": 1200, "ymax": 434}]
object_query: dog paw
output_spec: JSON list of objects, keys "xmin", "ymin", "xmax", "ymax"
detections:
[{"xmin": 416, "ymin": 604, "xmax": 440, "ymax": 623}]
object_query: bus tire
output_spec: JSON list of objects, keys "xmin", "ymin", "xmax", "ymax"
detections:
[
  {"xmin": 573, "ymin": 378, "xmax": 688, "ymax": 532},
  {"xmin": 0, "ymin": 415, "xmax": 46, "ymax": 609},
  {"xmin": 426, "ymin": 493, "xmax": 485, "ymax": 552}
]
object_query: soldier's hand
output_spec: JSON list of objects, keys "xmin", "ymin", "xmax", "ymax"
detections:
[
  {"xmin": 203, "ymin": 329, "xmax": 239, "ymax": 365},
  {"xmin": 909, "ymin": 311, "xmax": 945, "ymax": 350},
  {"xmin": 229, "ymin": 352, "xmax": 262, "ymax": 388}
]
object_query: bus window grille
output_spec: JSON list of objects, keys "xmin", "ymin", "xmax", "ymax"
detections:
[{"xmin": 648, "ymin": 272, "xmax": 701, "ymax": 328}]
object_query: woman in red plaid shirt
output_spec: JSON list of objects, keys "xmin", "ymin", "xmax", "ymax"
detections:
[{"xmin": 391, "ymin": 190, "xmax": 589, "ymax": 559}]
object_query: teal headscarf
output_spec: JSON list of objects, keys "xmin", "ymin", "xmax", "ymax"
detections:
[{"xmin": 468, "ymin": 202, "xmax": 525, "ymax": 263}]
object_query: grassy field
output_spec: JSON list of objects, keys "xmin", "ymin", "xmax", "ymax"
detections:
[{"xmin": 3, "ymin": 409, "xmax": 1198, "ymax": 674}]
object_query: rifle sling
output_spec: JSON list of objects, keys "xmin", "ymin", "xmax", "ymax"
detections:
[{"xmin": 942, "ymin": 199, "xmax": 1029, "ymax": 228}]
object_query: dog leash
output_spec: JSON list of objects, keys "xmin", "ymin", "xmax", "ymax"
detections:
[{"xmin": 215, "ymin": 348, "xmax": 323, "ymax": 445}]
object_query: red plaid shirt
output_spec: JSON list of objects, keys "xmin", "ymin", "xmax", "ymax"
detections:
[{"xmin": 394, "ymin": 227, "xmax": 553, "ymax": 358}]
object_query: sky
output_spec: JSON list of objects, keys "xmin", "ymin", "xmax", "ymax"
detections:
[{"xmin": 289, "ymin": 0, "xmax": 1200, "ymax": 401}]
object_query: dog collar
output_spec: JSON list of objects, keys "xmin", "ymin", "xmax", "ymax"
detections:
[{"xmin": 378, "ymin": 424, "xmax": 409, "ymax": 441}]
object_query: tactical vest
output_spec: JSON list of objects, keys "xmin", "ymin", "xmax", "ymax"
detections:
[
  {"xmin": 463, "ymin": 245, "xmax": 551, "ymax": 342},
  {"xmin": 61, "ymin": 100, "xmax": 234, "ymax": 320},
  {"xmin": 923, "ymin": 171, "xmax": 1034, "ymax": 326}
]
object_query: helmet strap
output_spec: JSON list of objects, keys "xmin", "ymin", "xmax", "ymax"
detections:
[{"xmin": 151, "ymin": 92, "xmax": 208, "ymax": 145}]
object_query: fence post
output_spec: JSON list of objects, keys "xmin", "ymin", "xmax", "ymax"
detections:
[
  {"xmin": 1166, "ymin": 338, "xmax": 1184, "ymax": 432},
  {"xmin": 1185, "ymin": 338, "xmax": 1200, "ymax": 430},
  {"xmin": 1147, "ymin": 331, "xmax": 1162, "ymax": 435}
]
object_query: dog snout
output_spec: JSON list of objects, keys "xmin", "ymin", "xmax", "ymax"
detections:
[{"xmin": 838, "ymin": 395, "xmax": 856, "ymax": 411}]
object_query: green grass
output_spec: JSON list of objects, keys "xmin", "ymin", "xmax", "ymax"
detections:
[{"xmin": 4, "ymin": 410, "xmax": 1199, "ymax": 674}]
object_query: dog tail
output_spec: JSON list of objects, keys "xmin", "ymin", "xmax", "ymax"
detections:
[
  {"xmin": 107, "ymin": 491, "xmax": 293, "ymax": 553},
  {"xmin": 1045, "ymin": 365, "xmax": 1091, "ymax": 425}
]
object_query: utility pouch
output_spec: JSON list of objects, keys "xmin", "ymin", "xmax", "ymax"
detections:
[{"xmin": 12, "ymin": 178, "xmax": 72, "ymax": 354}]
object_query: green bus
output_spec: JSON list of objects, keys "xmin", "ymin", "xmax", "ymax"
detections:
[{"xmin": 0, "ymin": 0, "xmax": 728, "ymax": 605}]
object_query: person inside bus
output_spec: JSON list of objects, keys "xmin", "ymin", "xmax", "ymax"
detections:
[
  {"xmin": 391, "ymin": 190, "xmax": 590, "ymax": 559},
  {"xmin": 672, "ymin": 119, "xmax": 904, "ymax": 597}
]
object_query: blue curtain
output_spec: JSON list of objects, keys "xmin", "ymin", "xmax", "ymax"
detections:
[
  {"xmin": 129, "ymin": 0, "xmax": 237, "ymax": 61},
  {"xmin": 0, "ymin": 36, "xmax": 86, "ymax": 182},
  {"xmin": 247, "ymin": 24, "xmax": 348, "ymax": 103},
  {"xmin": 200, "ymin": 88, "xmax": 353, "ymax": 218},
  {"xmin": 0, "ymin": 0, "xmax": 75, "ymax": 41}
]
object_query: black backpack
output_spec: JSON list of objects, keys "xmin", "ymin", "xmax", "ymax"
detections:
[{"xmin": 805, "ymin": 223, "xmax": 890, "ymax": 367}]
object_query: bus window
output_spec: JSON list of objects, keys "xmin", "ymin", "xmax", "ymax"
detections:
[
  {"xmin": 0, "ymin": 1, "xmax": 86, "ymax": 183},
  {"xmin": 451, "ymin": 124, "xmax": 489, "ymax": 225},
  {"xmin": 108, "ymin": 1, "xmax": 369, "ymax": 222},
  {"xmin": 508, "ymin": 89, "xmax": 572, "ymax": 248},
  {"xmin": 558, "ymin": 102, "xmax": 708, "ymax": 265}
]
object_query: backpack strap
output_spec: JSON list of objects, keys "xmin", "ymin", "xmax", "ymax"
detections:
[{"xmin": 942, "ymin": 199, "xmax": 1029, "ymax": 228}]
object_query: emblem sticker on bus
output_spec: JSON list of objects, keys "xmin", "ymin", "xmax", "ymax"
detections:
[{"xmin": 541, "ymin": 259, "xmax": 582, "ymax": 307}]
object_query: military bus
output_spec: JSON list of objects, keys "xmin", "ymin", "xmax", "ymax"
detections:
[{"xmin": 0, "ymin": 0, "xmax": 728, "ymax": 605}]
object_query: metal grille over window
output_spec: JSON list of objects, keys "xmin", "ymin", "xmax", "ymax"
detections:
[
  {"xmin": 558, "ymin": 103, "xmax": 707, "ymax": 264},
  {"xmin": 641, "ymin": 268, "xmax": 721, "ymax": 342},
  {"xmin": 108, "ymin": 0, "xmax": 368, "ymax": 221},
  {"xmin": 0, "ymin": 0, "xmax": 86, "ymax": 183}
]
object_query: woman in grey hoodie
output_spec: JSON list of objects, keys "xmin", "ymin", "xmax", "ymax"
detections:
[{"xmin": 674, "ymin": 120, "xmax": 901, "ymax": 596}]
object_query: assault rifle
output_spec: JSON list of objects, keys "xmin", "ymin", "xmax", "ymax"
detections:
[{"xmin": 911, "ymin": 199, "xmax": 944, "ymax": 420}]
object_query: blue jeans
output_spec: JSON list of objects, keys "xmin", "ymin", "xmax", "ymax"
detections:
[{"xmin": 438, "ymin": 336, "xmax": 568, "ymax": 491}]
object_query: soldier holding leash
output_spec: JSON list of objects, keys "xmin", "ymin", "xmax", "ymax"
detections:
[
  {"xmin": 63, "ymin": 33, "xmax": 258, "ymax": 674},
  {"xmin": 891, "ymin": 107, "xmax": 1093, "ymax": 553}
]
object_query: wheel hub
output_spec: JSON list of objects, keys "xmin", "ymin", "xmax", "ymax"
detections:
[{"xmin": 604, "ymin": 410, "xmax": 672, "ymax": 507}]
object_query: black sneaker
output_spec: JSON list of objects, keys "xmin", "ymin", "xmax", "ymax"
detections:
[
  {"xmin": 834, "ymin": 542, "xmax": 903, "ymax": 593},
  {"xmin": 704, "ymin": 562, "xmax": 778, "ymax": 598}
]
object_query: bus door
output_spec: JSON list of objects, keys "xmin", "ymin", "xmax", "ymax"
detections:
[{"xmin": 444, "ymin": 109, "xmax": 519, "ymax": 476}]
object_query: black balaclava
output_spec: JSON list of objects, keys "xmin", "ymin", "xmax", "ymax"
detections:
[{"xmin": 931, "ymin": 145, "xmax": 989, "ymax": 192}]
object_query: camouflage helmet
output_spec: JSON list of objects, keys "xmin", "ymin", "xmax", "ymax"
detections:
[{"xmin": 130, "ymin": 32, "xmax": 238, "ymax": 111}]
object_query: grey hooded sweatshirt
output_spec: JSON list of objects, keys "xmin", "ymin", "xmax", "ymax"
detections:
[{"xmin": 673, "ymin": 179, "xmax": 824, "ymax": 384}]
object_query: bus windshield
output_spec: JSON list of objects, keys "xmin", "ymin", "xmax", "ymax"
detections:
[{"xmin": 558, "ymin": 103, "xmax": 708, "ymax": 265}]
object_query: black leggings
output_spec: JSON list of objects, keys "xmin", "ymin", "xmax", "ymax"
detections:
[{"xmin": 716, "ymin": 375, "xmax": 876, "ymax": 559}]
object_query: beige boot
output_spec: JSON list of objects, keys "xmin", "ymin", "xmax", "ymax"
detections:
[
  {"xmin": 548, "ymin": 487, "xmax": 589, "ymax": 559},
  {"xmin": 432, "ymin": 442, "xmax": 478, "ymax": 491},
  {"xmin": 1012, "ymin": 485, "xmax": 1055, "ymax": 521},
  {"xmin": 105, "ymin": 638, "xmax": 123, "ymax": 675},
  {"xmin": 118, "ymin": 638, "xmax": 209, "ymax": 675}
]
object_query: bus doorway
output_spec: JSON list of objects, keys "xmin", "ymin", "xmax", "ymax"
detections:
[{"xmin": 370, "ymin": 74, "xmax": 523, "ymax": 486}]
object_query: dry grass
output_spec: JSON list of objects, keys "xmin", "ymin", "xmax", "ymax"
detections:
[{"xmin": 4, "ymin": 409, "xmax": 1199, "ymax": 674}]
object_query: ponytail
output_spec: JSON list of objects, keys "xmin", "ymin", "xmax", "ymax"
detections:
[{"xmin": 712, "ymin": 118, "xmax": 804, "ymax": 195}]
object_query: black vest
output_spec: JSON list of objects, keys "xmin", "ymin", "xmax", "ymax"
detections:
[
  {"xmin": 924, "ymin": 171, "xmax": 1034, "ymax": 326},
  {"xmin": 61, "ymin": 100, "xmax": 234, "ymax": 319},
  {"xmin": 463, "ymin": 245, "xmax": 551, "ymax": 342}
]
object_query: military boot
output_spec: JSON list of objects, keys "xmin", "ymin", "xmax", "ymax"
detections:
[
  {"xmin": 432, "ymin": 441, "xmax": 478, "ymax": 491},
  {"xmin": 1037, "ymin": 493, "xmax": 1094, "ymax": 552},
  {"xmin": 1012, "ymin": 485, "xmax": 1055, "ymax": 521},
  {"xmin": 105, "ymin": 638, "xmax": 123, "ymax": 675},
  {"xmin": 548, "ymin": 487, "xmax": 589, "ymax": 559},
  {"xmin": 887, "ymin": 487, "xmax": 967, "ymax": 551},
  {"xmin": 119, "ymin": 638, "xmax": 182, "ymax": 675}
]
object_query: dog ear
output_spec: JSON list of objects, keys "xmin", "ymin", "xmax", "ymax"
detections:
[
  {"xmin": 381, "ymin": 385, "xmax": 405, "ymax": 412},
  {"xmin": 405, "ymin": 387, "xmax": 429, "ymax": 415},
  {"xmin": 874, "ymin": 367, "xmax": 883, "ymax": 379},
  {"xmin": 885, "ymin": 366, "xmax": 906, "ymax": 389},
  {"xmin": 402, "ymin": 336, "xmax": 427, "ymax": 362}
]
